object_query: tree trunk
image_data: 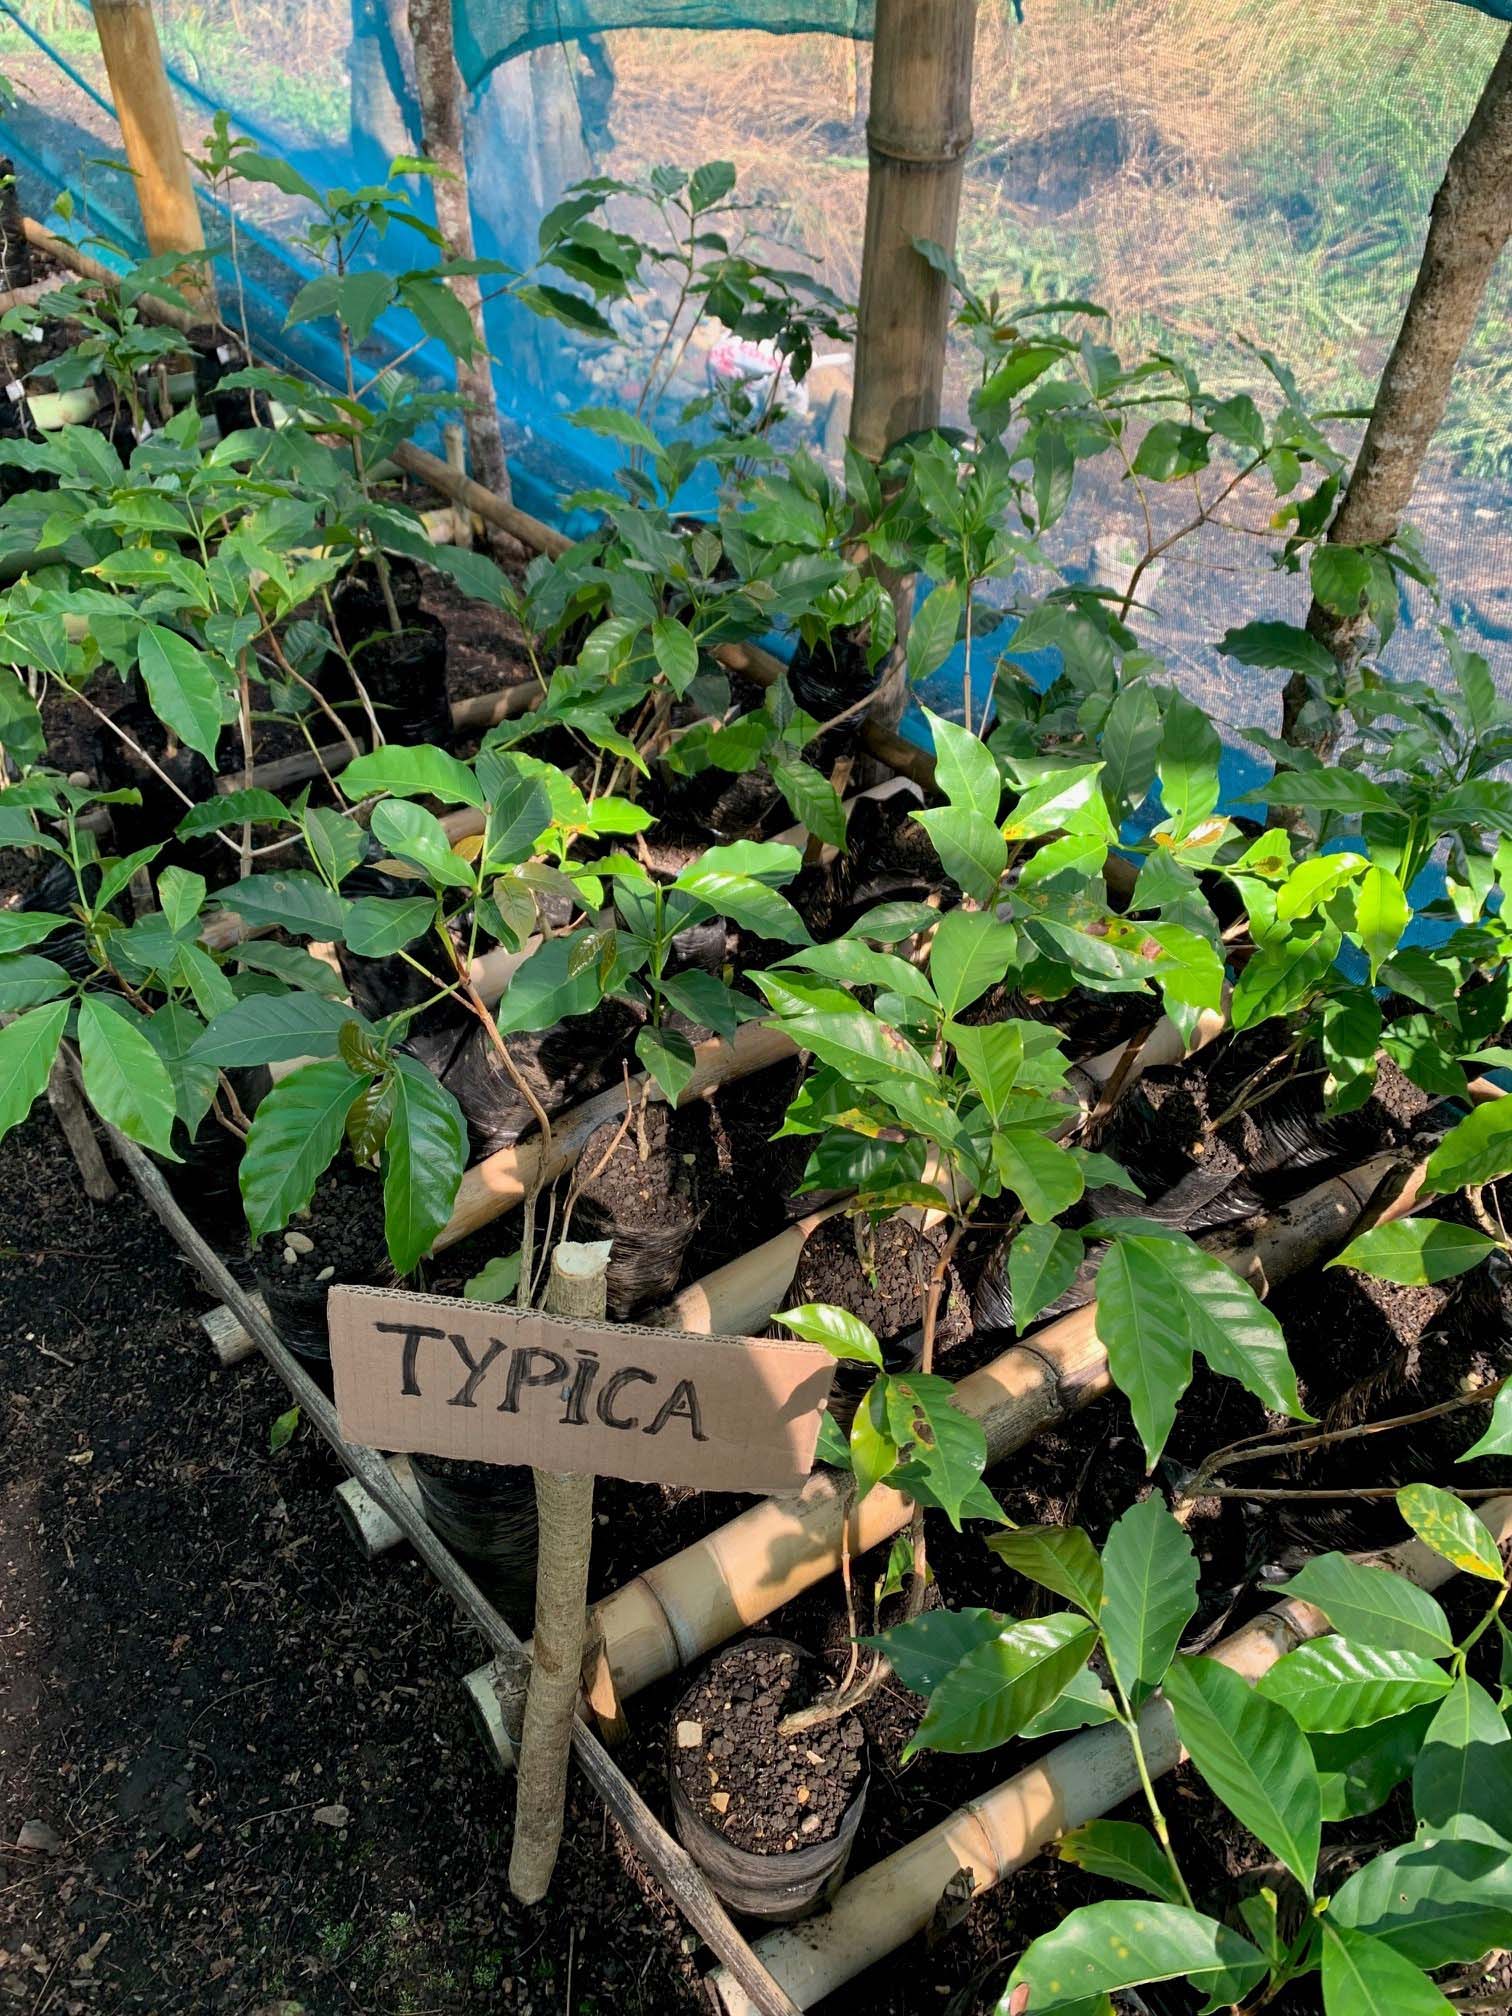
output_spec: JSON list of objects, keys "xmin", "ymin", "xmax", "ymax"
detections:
[
  {"xmin": 507, "ymin": 1239, "xmax": 611, "ymax": 1905},
  {"xmin": 1281, "ymin": 26, "xmax": 1512, "ymax": 746},
  {"xmin": 849, "ymin": 0, "xmax": 977, "ymax": 730},
  {"xmin": 407, "ymin": 0, "xmax": 513, "ymax": 507}
]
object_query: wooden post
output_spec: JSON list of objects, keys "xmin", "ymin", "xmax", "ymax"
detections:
[
  {"xmin": 508, "ymin": 1239, "xmax": 612, "ymax": 1904},
  {"xmin": 848, "ymin": 0, "xmax": 976, "ymax": 726},
  {"xmin": 90, "ymin": 0, "xmax": 212, "ymax": 308}
]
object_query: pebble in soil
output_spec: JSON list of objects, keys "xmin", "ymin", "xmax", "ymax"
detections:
[{"xmin": 671, "ymin": 1642, "xmax": 864, "ymax": 1855}]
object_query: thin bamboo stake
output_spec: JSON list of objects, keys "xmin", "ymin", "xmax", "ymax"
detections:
[
  {"xmin": 89, "ymin": 0, "xmax": 213, "ymax": 312},
  {"xmin": 46, "ymin": 1054, "xmax": 117, "ymax": 1202},
  {"xmin": 712, "ymin": 1495, "xmax": 1512, "ymax": 2014},
  {"xmin": 509, "ymin": 1239, "xmax": 611, "ymax": 1903},
  {"xmin": 108, "ymin": 1123, "xmax": 804, "ymax": 2016}
]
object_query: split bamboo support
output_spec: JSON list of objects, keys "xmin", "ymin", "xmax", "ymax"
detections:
[
  {"xmin": 712, "ymin": 1495, "xmax": 1512, "ymax": 2015},
  {"xmin": 566, "ymin": 1128, "xmax": 1436, "ymax": 1728},
  {"xmin": 107, "ymin": 1123, "xmax": 804, "ymax": 2016}
]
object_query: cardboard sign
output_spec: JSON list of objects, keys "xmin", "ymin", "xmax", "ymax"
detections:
[{"xmin": 327, "ymin": 1284, "xmax": 839, "ymax": 1495}]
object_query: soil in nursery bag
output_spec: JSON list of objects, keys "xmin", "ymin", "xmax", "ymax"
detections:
[
  {"xmin": 669, "ymin": 1638, "xmax": 866, "ymax": 1868},
  {"xmin": 573, "ymin": 1099, "xmax": 706, "ymax": 1317},
  {"xmin": 778, "ymin": 1216, "xmax": 972, "ymax": 1424},
  {"xmin": 251, "ymin": 1157, "xmax": 394, "ymax": 1380},
  {"xmin": 93, "ymin": 698, "xmax": 222, "ymax": 869},
  {"xmin": 431, "ymin": 993, "xmax": 644, "ymax": 1158}
]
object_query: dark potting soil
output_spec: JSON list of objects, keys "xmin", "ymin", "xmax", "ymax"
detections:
[
  {"xmin": 250, "ymin": 1155, "xmax": 392, "ymax": 1294},
  {"xmin": 0, "ymin": 1101, "xmax": 705, "ymax": 2016},
  {"xmin": 779, "ymin": 1215, "xmax": 972, "ymax": 1356},
  {"xmin": 669, "ymin": 1641, "xmax": 864, "ymax": 1856}
]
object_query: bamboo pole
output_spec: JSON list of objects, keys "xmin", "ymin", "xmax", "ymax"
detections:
[
  {"xmin": 849, "ymin": 0, "xmax": 976, "ymax": 731},
  {"xmin": 89, "ymin": 0, "xmax": 213, "ymax": 312},
  {"xmin": 509, "ymin": 1239, "xmax": 611, "ymax": 1903},
  {"xmin": 712, "ymin": 1495, "xmax": 1512, "ymax": 2015}
]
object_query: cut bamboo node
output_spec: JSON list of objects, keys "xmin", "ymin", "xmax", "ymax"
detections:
[{"xmin": 332, "ymin": 1454, "xmax": 423, "ymax": 1558}]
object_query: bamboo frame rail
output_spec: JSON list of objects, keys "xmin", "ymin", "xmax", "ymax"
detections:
[
  {"xmin": 108, "ymin": 1120, "xmax": 804, "ymax": 2016},
  {"xmin": 712, "ymin": 1494, "xmax": 1512, "ymax": 2014}
]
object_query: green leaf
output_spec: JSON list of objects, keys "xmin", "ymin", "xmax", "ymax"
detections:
[
  {"xmin": 381, "ymin": 1055, "xmax": 466, "ymax": 1273},
  {"xmin": 1329, "ymin": 1219, "xmax": 1499, "ymax": 1287},
  {"xmin": 1279, "ymin": 1554, "xmax": 1453, "ymax": 1660},
  {"xmin": 1132, "ymin": 419, "xmax": 1210, "ymax": 482},
  {"xmin": 913, "ymin": 805, "xmax": 1008, "ymax": 903},
  {"xmin": 988, "ymin": 1525, "xmax": 1102, "ymax": 1618},
  {"xmin": 143, "ymin": 1001, "xmax": 218, "ymax": 1132},
  {"xmin": 1032, "ymin": 425, "xmax": 1075, "ymax": 529},
  {"xmin": 651, "ymin": 615, "xmax": 698, "ymax": 695},
  {"xmin": 1055, "ymin": 1821, "xmax": 1185, "ymax": 1904},
  {"xmin": 899, "ymin": 1611, "xmax": 1096, "ymax": 1759},
  {"xmin": 371, "ymin": 799, "xmax": 476, "ymax": 889},
  {"xmin": 924, "ymin": 704, "xmax": 1002, "ymax": 820},
  {"xmin": 191, "ymin": 991, "xmax": 367, "ymax": 1068},
  {"xmin": 1460, "ymin": 1382, "xmax": 1512, "ymax": 1463},
  {"xmin": 483, "ymin": 770, "xmax": 553, "ymax": 871},
  {"xmin": 137, "ymin": 624, "xmax": 226, "ymax": 764},
  {"xmin": 217, "ymin": 872, "xmax": 351, "ymax": 941},
  {"xmin": 885, "ymin": 1371, "xmax": 988, "ymax": 1530},
  {"xmin": 770, "ymin": 759, "xmax": 847, "ymax": 852},
  {"xmin": 177, "ymin": 788, "xmax": 293, "ymax": 837},
  {"xmin": 1413, "ymin": 1674, "xmax": 1512, "ymax": 1847},
  {"xmin": 1257, "ymin": 1639, "xmax": 1453, "ymax": 1733},
  {"xmin": 1354, "ymin": 864, "xmax": 1409, "ymax": 981},
  {"xmin": 1156, "ymin": 691, "xmax": 1221, "ymax": 838},
  {"xmin": 1099, "ymin": 679, "xmax": 1162, "ymax": 813},
  {"xmin": 1396, "ymin": 1483, "xmax": 1506, "ymax": 1582},
  {"xmin": 906, "ymin": 586, "xmax": 964, "ymax": 687},
  {"xmin": 1006, "ymin": 1223, "xmax": 1084, "ymax": 1331},
  {"xmin": 494, "ymin": 934, "xmax": 603, "ymax": 1036},
  {"xmin": 1231, "ymin": 927, "xmax": 1338, "ymax": 1031},
  {"xmin": 1311, "ymin": 1705, "xmax": 1436, "ymax": 1820},
  {"xmin": 1425, "ymin": 1099, "xmax": 1512, "ymax": 1194},
  {"xmin": 1095, "ymin": 1233, "xmax": 1306, "ymax": 1467},
  {"xmin": 775, "ymin": 1003, "xmax": 936, "ymax": 1087},
  {"xmin": 991, "ymin": 1126, "xmax": 1084, "ymax": 1225},
  {"xmin": 464, "ymin": 1251, "xmax": 522, "ymax": 1303},
  {"xmin": 77, "ymin": 996, "xmax": 178, "ymax": 1156},
  {"xmin": 1020, "ymin": 1663, "xmax": 1118, "ymax": 1738},
  {"xmin": 929, "ymin": 908, "xmax": 1017, "ymax": 1017},
  {"xmin": 1248, "ymin": 769, "xmax": 1399, "ymax": 816},
  {"xmin": 1310, "ymin": 545, "xmax": 1374, "ymax": 619},
  {"xmin": 343, "ymin": 894, "xmax": 438, "ymax": 958},
  {"xmin": 1008, "ymin": 1903, "xmax": 1263, "ymax": 2015},
  {"xmin": 1221, "ymin": 620, "xmax": 1339, "ymax": 683},
  {"xmin": 876, "ymin": 1606, "xmax": 1004, "ymax": 1696},
  {"xmin": 0, "ymin": 999, "xmax": 69, "ymax": 1152},
  {"xmin": 268, "ymin": 1405, "xmax": 300, "ymax": 1454},
  {"xmin": 1332, "ymin": 1838, "xmax": 1512, "ymax": 1969},
  {"xmin": 1319, "ymin": 1921, "xmax": 1454, "ymax": 2016},
  {"xmin": 672, "ymin": 840, "xmax": 809, "ymax": 943},
  {"xmin": 240, "ymin": 1058, "xmax": 362, "ymax": 1238},
  {"xmin": 1099, "ymin": 1494, "xmax": 1198, "ymax": 1704},
  {"xmin": 1163, "ymin": 1654, "xmax": 1321, "ymax": 1892},
  {"xmin": 634, "ymin": 1024, "xmax": 697, "ymax": 1105},
  {"xmin": 0, "ymin": 954, "xmax": 70, "ymax": 1013},
  {"xmin": 0, "ymin": 911, "xmax": 72, "ymax": 954},
  {"xmin": 342, "ymin": 743, "xmax": 484, "ymax": 808},
  {"xmin": 773, "ymin": 1304, "xmax": 883, "ymax": 1367}
]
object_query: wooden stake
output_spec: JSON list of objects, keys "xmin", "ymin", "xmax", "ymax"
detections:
[
  {"xmin": 509, "ymin": 1238, "xmax": 611, "ymax": 1904},
  {"xmin": 90, "ymin": 0, "xmax": 213, "ymax": 310},
  {"xmin": 848, "ymin": 0, "xmax": 976, "ymax": 728},
  {"xmin": 46, "ymin": 1055, "xmax": 117, "ymax": 1203}
]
